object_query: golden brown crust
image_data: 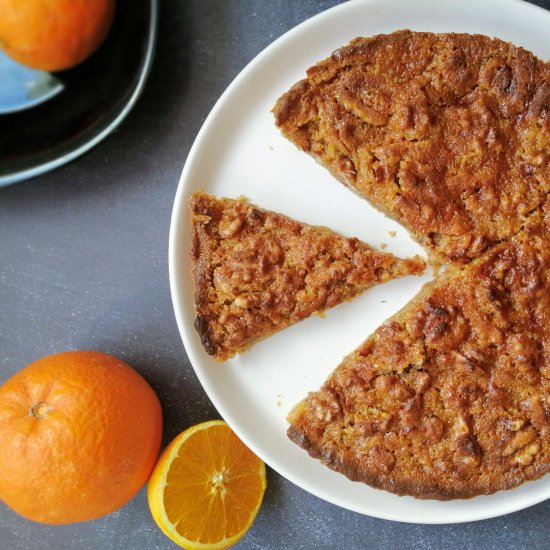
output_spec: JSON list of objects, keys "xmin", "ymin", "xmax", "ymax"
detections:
[
  {"xmin": 278, "ymin": 30, "xmax": 550, "ymax": 499},
  {"xmin": 287, "ymin": 216, "xmax": 550, "ymax": 499},
  {"xmin": 274, "ymin": 30, "xmax": 550, "ymax": 264},
  {"xmin": 190, "ymin": 192, "xmax": 425, "ymax": 361}
]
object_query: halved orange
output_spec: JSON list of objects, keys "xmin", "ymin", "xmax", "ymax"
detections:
[{"xmin": 147, "ymin": 420, "xmax": 266, "ymax": 550}]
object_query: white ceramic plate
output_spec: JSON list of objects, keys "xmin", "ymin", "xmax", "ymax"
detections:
[{"xmin": 169, "ymin": 0, "xmax": 550, "ymax": 524}]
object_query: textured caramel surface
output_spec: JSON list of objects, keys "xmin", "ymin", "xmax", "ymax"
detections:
[
  {"xmin": 190, "ymin": 193, "xmax": 425, "ymax": 361},
  {"xmin": 274, "ymin": 30, "xmax": 550, "ymax": 264},
  {"xmin": 288, "ymin": 216, "xmax": 550, "ymax": 499},
  {"xmin": 278, "ymin": 31, "xmax": 550, "ymax": 499}
]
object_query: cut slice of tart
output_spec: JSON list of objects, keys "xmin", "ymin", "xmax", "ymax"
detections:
[
  {"xmin": 190, "ymin": 192, "xmax": 425, "ymax": 361},
  {"xmin": 287, "ymin": 220, "xmax": 550, "ymax": 499},
  {"xmin": 273, "ymin": 30, "xmax": 550, "ymax": 264}
]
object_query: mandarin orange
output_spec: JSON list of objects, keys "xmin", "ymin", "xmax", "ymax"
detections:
[
  {"xmin": 0, "ymin": 350, "xmax": 162, "ymax": 524},
  {"xmin": 0, "ymin": 0, "xmax": 116, "ymax": 71}
]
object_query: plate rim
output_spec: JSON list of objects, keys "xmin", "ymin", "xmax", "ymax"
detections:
[
  {"xmin": 0, "ymin": 0, "xmax": 159, "ymax": 188},
  {"xmin": 169, "ymin": 0, "xmax": 550, "ymax": 524}
]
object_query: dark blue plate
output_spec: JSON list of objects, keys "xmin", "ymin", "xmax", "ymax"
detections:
[{"xmin": 0, "ymin": 0, "xmax": 158, "ymax": 187}]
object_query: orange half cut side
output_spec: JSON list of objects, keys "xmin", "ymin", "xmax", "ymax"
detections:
[{"xmin": 148, "ymin": 420, "xmax": 266, "ymax": 550}]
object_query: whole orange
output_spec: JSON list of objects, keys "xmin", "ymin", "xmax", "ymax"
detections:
[
  {"xmin": 0, "ymin": 0, "xmax": 116, "ymax": 71},
  {"xmin": 0, "ymin": 351, "xmax": 163, "ymax": 524}
]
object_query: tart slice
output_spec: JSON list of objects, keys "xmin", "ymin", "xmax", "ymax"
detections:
[
  {"xmin": 287, "ymin": 221, "xmax": 550, "ymax": 499},
  {"xmin": 190, "ymin": 192, "xmax": 425, "ymax": 361}
]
